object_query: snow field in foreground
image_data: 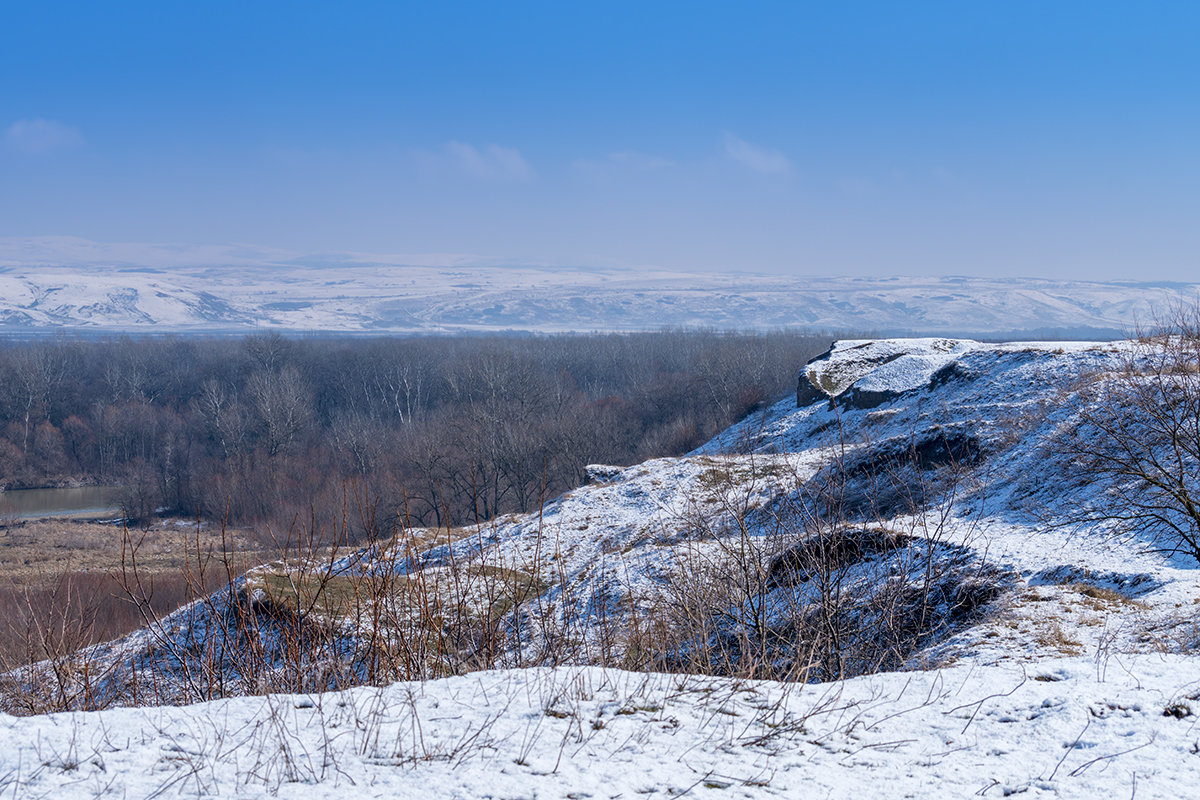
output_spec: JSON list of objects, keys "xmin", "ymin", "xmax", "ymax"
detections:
[{"xmin": 4, "ymin": 657, "xmax": 1200, "ymax": 799}]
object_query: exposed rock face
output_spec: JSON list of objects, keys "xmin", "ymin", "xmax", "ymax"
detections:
[
  {"xmin": 795, "ymin": 359, "xmax": 831, "ymax": 406},
  {"xmin": 835, "ymin": 384, "xmax": 903, "ymax": 410},
  {"xmin": 585, "ymin": 464, "xmax": 625, "ymax": 484}
]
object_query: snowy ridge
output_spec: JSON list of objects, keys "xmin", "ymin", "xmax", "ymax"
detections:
[{"xmin": 9, "ymin": 336, "xmax": 1200, "ymax": 797}]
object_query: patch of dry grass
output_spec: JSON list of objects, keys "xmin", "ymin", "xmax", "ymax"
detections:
[
  {"xmin": 1066, "ymin": 583, "xmax": 1149, "ymax": 610},
  {"xmin": 0, "ymin": 518, "xmax": 264, "ymax": 582},
  {"xmin": 1034, "ymin": 619, "xmax": 1085, "ymax": 655},
  {"xmin": 249, "ymin": 562, "xmax": 546, "ymax": 629}
]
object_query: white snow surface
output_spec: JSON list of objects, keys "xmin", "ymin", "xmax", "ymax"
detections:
[
  {"xmin": 10, "ymin": 336, "xmax": 1200, "ymax": 796},
  {"xmin": 5, "ymin": 658, "xmax": 1200, "ymax": 798}
]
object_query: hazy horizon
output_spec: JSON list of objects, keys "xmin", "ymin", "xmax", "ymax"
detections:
[{"xmin": 3, "ymin": 2, "xmax": 1198, "ymax": 281}]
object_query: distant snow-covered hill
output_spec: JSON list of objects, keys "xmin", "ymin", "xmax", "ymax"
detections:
[{"xmin": 0, "ymin": 259, "xmax": 1195, "ymax": 335}]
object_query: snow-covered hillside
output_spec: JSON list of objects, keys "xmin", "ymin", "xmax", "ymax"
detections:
[{"xmin": 6, "ymin": 336, "xmax": 1200, "ymax": 797}]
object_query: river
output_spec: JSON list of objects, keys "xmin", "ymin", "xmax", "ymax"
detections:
[{"xmin": 0, "ymin": 486, "xmax": 124, "ymax": 519}]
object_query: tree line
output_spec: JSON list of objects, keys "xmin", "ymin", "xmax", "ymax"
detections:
[{"xmin": 0, "ymin": 330, "xmax": 829, "ymax": 533}]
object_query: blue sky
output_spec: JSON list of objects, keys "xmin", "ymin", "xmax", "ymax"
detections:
[{"xmin": 2, "ymin": 1, "xmax": 1197, "ymax": 279}]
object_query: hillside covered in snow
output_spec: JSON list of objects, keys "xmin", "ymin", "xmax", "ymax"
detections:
[{"xmin": 6, "ymin": 335, "xmax": 1200, "ymax": 798}]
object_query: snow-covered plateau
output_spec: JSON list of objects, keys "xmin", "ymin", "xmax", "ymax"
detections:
[
  {"xmin": 7, "ymin": 336, "xmax": 1200, "ymax": 798},
  {"xmin": 0, "ymin": 243, "xmax": 1197, "ymax": 335}
]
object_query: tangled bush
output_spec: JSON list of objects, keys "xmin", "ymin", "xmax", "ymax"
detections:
[{"xmin": 1054, "ymin": 305, "xmax": 1200, "ymax": 563}]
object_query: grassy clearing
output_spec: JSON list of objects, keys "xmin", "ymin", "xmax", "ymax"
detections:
[
  {"xmin": 0, "ymin": 517, "xmax": 265, "ymax": 668},
  {"xmin": 0, "ymin": 518, "xmax": 265, "ymax": 582}
]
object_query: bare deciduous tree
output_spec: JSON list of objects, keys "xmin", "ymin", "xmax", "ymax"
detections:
[
  {"xmin": 248, "ymin": 366, "xmax": 314, "ymax": 457},
  {"xmin": 1054, "ymin": 304, "xmax": 1200, "ymax": 562}
]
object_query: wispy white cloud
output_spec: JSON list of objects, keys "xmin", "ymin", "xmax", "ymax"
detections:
[
  {"xmin": 722, "ymin": 132, "xmax": 790, "ymax": 175},
  {"xmin": 416, "ymin": 141, "xmax": 532, "ymax": 180},
  {"xmin": 5, "ymin": 118, "xmax": 84, "ymax": 154},
  {"xmin": 571, "ymin": 150, "xmax": 675, "ymax": 180},
  {"xmin": 605, "ymin": 150, "xmax": 675, "ymax": 170}
]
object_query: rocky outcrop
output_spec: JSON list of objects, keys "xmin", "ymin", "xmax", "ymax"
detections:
[
  {"xmin": 585, "ymin": 464, "xmax": 625, "ymax": 484},
  {"xmin": 797, "ymin": 338, "xmax": 980, "ymax": 409}
]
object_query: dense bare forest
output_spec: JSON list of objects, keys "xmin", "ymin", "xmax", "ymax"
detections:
[{"xmin": 0, "ymin": 331, "xmax": 829, "ymax": 533}]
